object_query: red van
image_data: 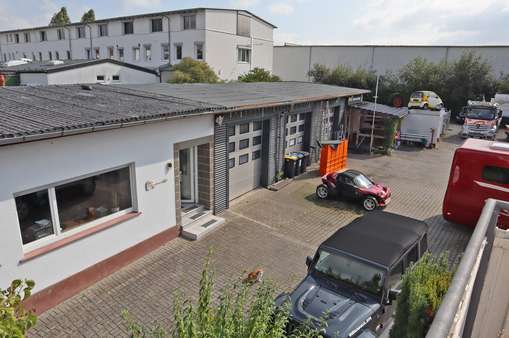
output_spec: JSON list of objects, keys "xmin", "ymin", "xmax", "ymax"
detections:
[{"xmin": 443, "ymin": 139, "xmax": 509, "ymax": 229}]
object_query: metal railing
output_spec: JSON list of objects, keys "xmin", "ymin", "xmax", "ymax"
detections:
[{"xmin": 426, "ymin": 198, "xmax": 509, "ymax": 338}]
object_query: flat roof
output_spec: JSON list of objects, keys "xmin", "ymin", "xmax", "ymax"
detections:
[
  {"xmin": 0, "ymin": 8, "xmax": 276, "ymax": 34},
  {"xmin": 121, "ymin": 82, "xmax": 370, "ymax": 110},
  {"xmin": 350, "ymin": 101, "xmax": 408, "ymax": 118},
  {"xmin": 321, "ymin": 211, "xmax": 428, "ymax": 268},
  {"xmin": 0, "ymin": 59, "xmax": 158, "ymax": 75}
]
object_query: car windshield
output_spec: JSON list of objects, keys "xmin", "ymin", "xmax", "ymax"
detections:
[
  {"xmin": 313, "ymin": 249, "xmax": 385, "ymax": 296},
  {"xmin": 353, "ymin": 174, "xmax": 373, "ymax": 189},
  {"xmin": 466, "ymin": 108, "xmax": 496, "ymax": 120},
  {"xmin": 410, "ymin": 92, "xmax": 423, "ymax": 99}
]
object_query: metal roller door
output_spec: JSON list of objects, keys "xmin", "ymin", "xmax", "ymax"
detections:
[{"xmin": 228, "ymin": 120, "xmax": 263, "ymax": 200}]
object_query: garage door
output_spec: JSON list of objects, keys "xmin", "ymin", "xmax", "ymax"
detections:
[
  {"xmin": 228, "ymin": 120, "xmax": 263, "ymax": 200},
  {"xmin": 285, "ymin": 112, "xmax": 307, "ymax": 152}
]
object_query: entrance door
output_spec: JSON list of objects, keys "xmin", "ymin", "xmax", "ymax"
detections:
[{"xmin": 180, "ymin": 147, "xmax": 197, "ymax": 203}]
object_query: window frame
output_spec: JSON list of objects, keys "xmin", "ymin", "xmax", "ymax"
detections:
[
  {"xmin": 175, "ymin": 43, "xmax": 182, "ymax": 60},
  {"xmin": 40, "ymin": 31, "xmax": 47, "ymax": 42},
  {"xmin": 57, "ymin": 28, "xmax": 65, "ymax": 41},
  {"xmin": 195, "ymin": 42, "xmax": 204, "ymax": 60},
  {"xmin": 182, "ymin": 14, "xmax": 197, "ymax": 30},
  {"xmin": 98, "ymin": 23, "xmax": 109, "ymax": 37},
  {"xmin": 239, "ymin": 154, "xmax": 249, "ymax": 165},
  {"xmin": 144, "ymin": 44, "xmax": 152, "ymax": 61},
  {"xmin": 24, "ymin": 32, "xmax": 31, "ymax": 43},
  {"xmin": 239, "ymin": 138, "xmax": 250, "ymax": 150},
  {"xmin": 77, "ymin": 26, "xmax": 86, "ymax": 39},
  {"xmin": 237, "ymin": 47, "xmax": 251, "ymax": 63},
  {"xmin": 133, "ymin": 47, "xmax": 140, "ymax": 61},
  {"xmin": 151, "ymin": 18, "xmax": 163, "ymax": 33},
  {"xmin": 123, "ymin": 21, "xmax": 134, "ymax": 35},
  {"xmin": 14, "ymin": 163, "xmax": 137, "ymax": 252},
  {"xmin": 161, "ymin": 43, "xmax": 170, "ymax": 61}
]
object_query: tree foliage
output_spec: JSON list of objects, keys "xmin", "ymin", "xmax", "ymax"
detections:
[
  {"xmin": 49, "ymin": 7, "xmax": 71, "ymax": 26},
  {"xmin": 168, "ymin": 57, "xmax": 219, "ymax": 84},
  {"xmin": 0, "ymin": 279, "xmax": 37, "ymax": 338},
  {"xmin": 81, "ymin": 9, "xmax": 96, "ymax": 24},
  {"xmin": 123, "ymin": 252, "xmax": 321, "ymax": 338},
  {"xmin": 390, "ymin": 253, "xmax": 453, "ymax": 338},
  {"xmin": 238, "ymin": 68, "xmax": 280, "ymax": 82}
]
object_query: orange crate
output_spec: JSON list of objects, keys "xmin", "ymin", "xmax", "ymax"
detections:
[{"xmin": 319, "ymin": 139, "xmax": 348, "ymax": 176}]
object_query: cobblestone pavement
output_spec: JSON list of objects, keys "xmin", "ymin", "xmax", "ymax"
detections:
[{"xmin": 29, "ymin": 126, "xmax": 471, "ymax": 337}]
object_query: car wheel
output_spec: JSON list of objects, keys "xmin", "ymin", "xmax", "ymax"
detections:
[
  {"xmin": 316, "ymin": 184, "xmax": 329, "ymax": 199},
  {"xmin": 423, "ymin": 103, "xmax": 429, "ymax": 110},
  {"xmin": 363, "ymin": 196, "xmax": 378, "ymax": 211}
]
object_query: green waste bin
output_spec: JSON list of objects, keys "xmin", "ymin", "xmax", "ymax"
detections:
[{"xmin": 284, "ymin": 154, "xmax": 298, "ymax": 178}]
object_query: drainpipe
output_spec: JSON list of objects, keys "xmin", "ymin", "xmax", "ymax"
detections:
[
  {"xmin": 86, "ymin": 24, "xmax": 93, "ymax": 59},
  {"xmin": 64, "ymin": 27, "xmax": 72, "ymax": 60},
  {"xmin": 163, "ymin": 15, "xmax": 171, "ymax": 65},
  {"xmin": 0, "ymin": 36, "xmax": 3, "ymax": 62}
]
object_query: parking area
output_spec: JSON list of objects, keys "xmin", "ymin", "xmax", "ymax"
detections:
[{"xmin": 28, "ymin": 127, "xmax": 471, "ymax": 338}]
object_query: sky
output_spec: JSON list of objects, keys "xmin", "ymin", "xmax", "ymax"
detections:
[{"xmin": 1, "ymin": 0, "xmax": 509, "ymax": 45}]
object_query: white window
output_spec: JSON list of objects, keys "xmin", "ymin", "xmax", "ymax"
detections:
[
  {"xmin": 57, "ymin": 28, "xmax": 65, "ymax": 40},
  {"xmin": 183, "ymin": 15, "xmax": 196, "ymax": 30},
  {"xmin": 151, "ymin": 18, "xmax": 163, "ymax": 32},
  {"xmin": 133, "ymin": 47, "xmax": 140, "ymax": 61},
  {"xmin": 144, "ymin": 45, "xmax": 151, "ymax": 61},
  {"xmin": 238, "ymin": 47, "xmax": 251, "ymax": 63},
  {"xmin": 14, "ymin": 165, "xmax": 135, "ymax": 249},
  {"xmin": 108, "ymin": 46, "xmax": 114, "ymax": 58},
  {"xmin": 175, "ymin": 44, "xmax": 182, "ymax": 60},
  {"xmin": 161, "ymin": 44, "xmax": 170, "ymax": 61},
  {"xmin": 237, "ymin": 14, "xmax": 251, "ymax": 37},
  {"xmin": 118, "ymin": 48, "xmax": 124, "ymax": 61},
  {"xmin": 195, "ymin": 42, "xmax": 204, "ymax": 60},
  {"xmin": 77, "ymin": 26, "xmax": 86, "ymax": 39},
  {"xmin": 94, "ymin": 47, "xmax": 100, "ymax": 59},
  {"xmin": 98, "ymin": 24, "xmax": 108, "ymax": 37},
  {"xmin": 24, "ymin": 32, "xmax": 31, "ymax": 43}
]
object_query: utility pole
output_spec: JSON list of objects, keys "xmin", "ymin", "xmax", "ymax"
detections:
[{"xmin": 369, "ymin": 74, "xmax": 380, "ymax": 154}]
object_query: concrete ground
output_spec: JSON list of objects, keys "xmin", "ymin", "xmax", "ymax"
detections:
[{"xmin": 28, "ymin": 126, "xmax": 471, "ymax": 337}]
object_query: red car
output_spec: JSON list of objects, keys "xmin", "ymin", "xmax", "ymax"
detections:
[{"xmin": 316, "ymin": 169, "xmax": 392, "ymax": 211}]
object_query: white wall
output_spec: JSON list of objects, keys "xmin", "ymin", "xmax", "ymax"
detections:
[
  {"xmin": 0, "ymin": 115, "xmax": 214, "ymax": 292},
  {"xmin": 274, "ymin": 45, "xmax": 509, "ymax": 81}
]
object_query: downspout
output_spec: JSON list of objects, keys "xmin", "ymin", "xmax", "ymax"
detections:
[
  {"xmin": 64, "ymin": 26, "xmax": 72, "ymax": 60},
  {"xmin": 163, "ymin": 15, "xmax": 171, "ymax": 65},
  {"xmin": 86, "ymin": 24, "xmax": 93, "ymax": 59},
  {"xmin": 0, "ymin": 35, "xmax": 3, "ymax": 62}
]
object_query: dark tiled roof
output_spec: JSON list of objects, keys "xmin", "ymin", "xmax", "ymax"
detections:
[
  {"xmin": 0, "ymin": 59, "xmax": 158, "ymax": 75},
  {"xmin": 0, "ymin": 85, "xmax": 222, "ymax": 145},
  {"xmin": 121, "ymin": 82, "xmax": 370, "ymax": 110}
]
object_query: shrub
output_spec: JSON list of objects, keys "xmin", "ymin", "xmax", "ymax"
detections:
[
  {"xmin": 168, "ymin": 58, "xmax": 219, "ymax": 84},
  {"xmin": 383, "ymin": 117, "xmax": 400, "ymax": 154},
  {"xmin": 0, "ymin": 279, "xmax": 37, "ymax": 338},
  {"xmin": 390, "ymin": 253, "xmax": 453, "ymax": 338},
  {"xmin": 238, "ymin": 68, "xmax": 280, "ymax": 82}
]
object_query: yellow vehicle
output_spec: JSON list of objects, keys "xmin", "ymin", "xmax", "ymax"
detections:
[{"xmin": 408, "ymin": 91, "xmax": 444, "ymax": 110}]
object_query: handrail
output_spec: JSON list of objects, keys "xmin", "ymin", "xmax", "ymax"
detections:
[{"xmin": 426, "ymin": 198, "xmax": 509, "ymax": 337}]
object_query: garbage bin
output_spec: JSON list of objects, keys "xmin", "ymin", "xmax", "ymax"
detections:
[
  {"xmin": 284, "ymin": 154, "xmax": 298, "ymax": 178},
  {"xmin": 290, "ymin": 151, "xmax": 304, "ymax": 175},
  {"xmin": 299, "ymin": 151, "xmax": 310, "ymax": 173}
]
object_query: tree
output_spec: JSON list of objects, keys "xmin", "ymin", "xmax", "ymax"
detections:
[
  {"xmin": 80, "ymin": 9, "xmax": 96, "ymax": 24},
  {"xmin": 238, "ymin": 68, "xmax": 280, "ymax": 82},
  {"xmin": 169, "ymin": 57, "xmax": 219, "ymax": 84},
  {"xmin": 496, "ymin": 74, "xmax": 509, "ymax": 94},
  {"xmin": 49, "ymin": 7, "xmax": 71, "ymax": 26},
  {"xmin": 0, "ymin": 279, "xmax": 37, "ymax": 338}
]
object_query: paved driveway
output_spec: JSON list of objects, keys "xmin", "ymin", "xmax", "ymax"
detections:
[{"xmin": 29, "ymin": 128, "xmax": 471, "ymax": 337}]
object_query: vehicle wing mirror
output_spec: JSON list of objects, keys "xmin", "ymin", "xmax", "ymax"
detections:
[
  {"xmin": 306, "ymin": 256, "xmax": 313, "ymax": 267},
  {"xmin": 389, "ymin": 288, "xmax": 401, "ymax": 302}
]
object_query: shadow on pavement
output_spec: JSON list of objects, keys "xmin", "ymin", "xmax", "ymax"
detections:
[{"xmin": 304, "ymin": 192, "xmax": 364, "ymax": 215}]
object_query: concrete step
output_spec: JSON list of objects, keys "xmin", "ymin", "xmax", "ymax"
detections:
[
  {"xmin": 182, "ymin": 206, "xmax": 208, "ymax": 228},
  {"xmin": 181, "ymin": 214, "xmax": 225, "ymax": 241}
]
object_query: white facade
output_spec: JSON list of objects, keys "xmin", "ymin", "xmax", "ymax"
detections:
[
  {"xmin": 18, "ymin": 62, "xmax": 159, "ymax": 85},
  {"xmin": 0, "ymin": 115, "xmax": 214, "ymax": 292},
  {"xmin": 274, "ymin": 45, "xmax": 509, "ymax": 81},
  {"xmin": 0, "ymin": 8, "xmax": 275, "ymax": 81}
]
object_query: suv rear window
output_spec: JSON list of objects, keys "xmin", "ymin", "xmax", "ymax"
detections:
[{"xmin": 482, "ymin": 166, "xmax": 509, "ymax": 184}]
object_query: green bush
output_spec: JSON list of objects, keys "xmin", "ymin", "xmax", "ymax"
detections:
[
  {"xmin": 123, "ymin": 251, "xmax": 322, "ymax": 338},
  {"xmin": 0, "ymin": 279, "xmax": 37, "ymax": 338},
  {"xmin": 390, "ymin": 253, "xmax": 453, "ymax": 338},
  {"xmin": 168, "ymin": 58, "xmax": 219, "ymax": 84},
  {"xmin": 238, "ymin": 68, "xmax": 280, "ymax": 82},
  {"xmin": 383, "ymin": 117, "xmax": 400, "ymax": 154}
]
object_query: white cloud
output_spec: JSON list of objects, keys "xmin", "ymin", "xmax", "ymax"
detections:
[
  {"xmin": 122, "ymin": 0, "xmax": 161, "ymax": 8},
  {"xmin": 230, "ymin": 0, "xmax": 260, "ymax": 8},
  {"xmin": 269, "ymin": 2, "xmax": 294, "ymax": 15}
]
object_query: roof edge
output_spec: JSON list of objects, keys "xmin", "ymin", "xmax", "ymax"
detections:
[{"xmin": 13, "ymin": 59, "xmax": 159, "ymax": 75}]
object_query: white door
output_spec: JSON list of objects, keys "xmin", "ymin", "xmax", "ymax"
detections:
[
  {"xmin": 179, "ymin": 147, "xmax": 197, "ymax": 203},
  {"xmin": 228, "ymin": 121, "xmax": 263, "ymax": 200}
]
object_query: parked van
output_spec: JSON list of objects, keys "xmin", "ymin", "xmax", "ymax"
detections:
[
  {"xmin": 408, "ymin": 91, "xmax": 444, "ymax": 110},
  {"xmin": 460, "ymin": 101, "xmax": 501, "ymax": 140},
  {"xmin": 443, "ymin": 139, "xmax": 509, "ymax": 229}
]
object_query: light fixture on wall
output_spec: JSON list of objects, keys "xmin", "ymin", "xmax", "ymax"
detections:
[{"xmin": 215, "ymin": 115, "xmax": 224, "ymax": 127}]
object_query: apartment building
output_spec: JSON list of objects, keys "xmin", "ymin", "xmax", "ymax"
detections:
[{"xmin": 0, "ymin": 8, "xmax": 275, "ymax": 80}]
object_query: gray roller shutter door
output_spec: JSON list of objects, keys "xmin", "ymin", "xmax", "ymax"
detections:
[{"xmin": 228, "ymin": 121, "xmax": 263, "ymax": 200}]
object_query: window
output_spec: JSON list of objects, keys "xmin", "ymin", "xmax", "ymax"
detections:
[
  {"xmin": 151, "ymin": 18, "xmax": 163, "ymax": 32},
  {"xmin": 14, "ymin": 33, "xmax": 20, "ymax": 43},
  {"xmin": 388, "ymin": 261, "xmax": 404, "ymax": 289},
  {"xmin": 77, "ymin": 26, "xmax": 86, "ymax": 39},
  {"xmin": 195, "ymin": 42, "xmax": 203, "ymax": 60},
  {"xmin": 228, "ymin": 126, "xmax": 236, "ymax": 137},
  {"xmin": 162, "ymin": 44, "xmax": 170, "ymax": 61},
  {"xmin": 237, "ymin": 14, "xmax": 251, "ymax": 37},
  {"xmin": 253, "ymin": 136, "xmax": 261, "ymax": 146},
  {"xmin": 289, "ymin": 139, "xmax": 296, "ymax": 146},
  {"xmin": 48, "ymin": 51, "xmax": 53, "ymax": 60},
  {"xmin": 297, "ymin": 136, "xmax": 303, "ymax": 145},
  {"xmin": 94, "ymin": 47, "xmax": 100, "ymax": 59},
  {"xmin": 482, "ymin": 166, "xmax": 509, "ymax": 184},
  {"xmin": 183, "ymin": 15, "xmax": 196, "ymax": 30},
  {"xmin": 253, "ymin": 121, "xmax": 262, "ymax": 131},
  {"xmin": 40, "ymin": 31, "xmax": 47, "ymax": 41},
  {"xmin": 298, "ymin": 124, "xmax": 305, "ymax": 132},
  {"xmin": 239, "ymin": 123, "xmax": 249, "ymax": 134},
  {"xmin": 66, "ymin": 50, "xmax": 71, "ymax": 60},
  {"xmin": 108, "ymin": 47, "xmax": 114, "ymax": 58},
  {"xmin": 228, "ymin": 158, "xmax": 235, "ymax": 169},
  {"xmin": 290, "ymin": 114, "xmax": 298, "ymax": 122},
  {"xmin": 15, "ymin": 166, "xmax": 133, "ymax": 246},
  {"xmin": 57, "ymin": 28, "xmax": 65, "ymax": 40},
  {"xmin": 85, "ymin": 48, "xmax": 91, "ymax": 60},
  {"xmin": 239, "ymin": 154, "xmax": 249, "ymax": 165},
  {"xmin": 133, "ymin": 47, "xmax": 140, "ymax": 61},
  {"xmin": 175, "ymin": 44, "xmax": 182, "ymax": 60},
  {"xmin": 123, "ymin": 21, "xmax": 134, "ymax": 35},
  {"xmin": 24, "ymin": 32, "xmax": 31, "ymax": 43},
  {"xmin": 299, "ymin": 113, "xmax": 306, "ymax": 121},
  {"xmin": 32, "ymin": 52, "xmax": 36, "ymax": 61},
  {"xmin": 98, "ymin": 24, "xmax": 108, "ymax": 37},
  {"xmin": 38, "ymin": 52, "xmax": 43, "ymax": 61},
  {"xmin": 238, "ymin": 48, "xmax": 251, "ymax": 63},
  {"xmin": 290, "ymin": 126, "xmax": 297, "ymax": 135},
  {"xmin": 118, "ymin": 48, "xmax": 124, "ymax": 61},
  {"xmin": 252, "ymin": 150, "xmax": 261, "ymax": 160},
  {"xmin": 97, "ymin": 75, "xmax": 105, "ymax": 81},
  {"xmin": 144, "ymin": 45, "xmax": 151, "ymax": 61},
  {"xmin": 239, "ymin": 139, "xmax": 249, "ymax": 150},
  {"xmin": 112, "ymin": 75, "xmax": 120, "ymax": 81},
  {"xmin": 55, "ymin": 51, "xmax": 60, "ymax": 60},
  {"xmin": 228, "ymin": 142, "xmax": 235, "ymax": 153}
]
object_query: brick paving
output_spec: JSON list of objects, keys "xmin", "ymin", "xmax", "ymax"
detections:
[{"xmin": 28, "ymin": 126, "xmax": 471, "ymax": 337}]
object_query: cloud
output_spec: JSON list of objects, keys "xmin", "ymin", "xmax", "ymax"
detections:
[
  {"xmin": 122, "ymin": 0, "xmax": 161, "ymax": 8},
  {"xmin": 230, "ymin": 0, "xmax": 260, "ymax": 8},
  {"xmin": 0, "ymin": 0, "xmax": 58, "ymax": 30},
  {"xmin": 269, "ymin": 2, "xmax": 294, "ymax": 15}
]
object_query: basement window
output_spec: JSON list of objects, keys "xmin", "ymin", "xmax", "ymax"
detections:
[
  {"xmin": 15, "ymin": 165, "xmax": 135, "ymax": 248},
  {"xmin": 96, "ymin": 75, "xmax": 105, "ymax": 81},
  {"xmin": 112, "ymin": 75, "xmax": 120, "ymax": 81}
]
